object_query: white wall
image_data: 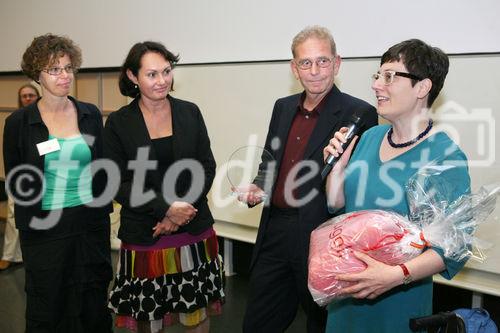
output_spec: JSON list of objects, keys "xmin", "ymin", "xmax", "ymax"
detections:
[
  {"xmin": 1, "ymin": 0, "xmax": 500, "ymax": 70},
  {"xmin": 171, "ymin": 55, "xmax": 500, "ymax": 275}
]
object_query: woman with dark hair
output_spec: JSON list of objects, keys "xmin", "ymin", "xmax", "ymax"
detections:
[
  {"xmin": 105, "ymin": 41, "xmax": 224, "ymax": 333},
  {"xmin": 3, "ymin": 33, "xmax": 113, "ymax": 332},
  {"xmin": 322, "ymin": 39, "xmax": 470, "ymax": 332}
]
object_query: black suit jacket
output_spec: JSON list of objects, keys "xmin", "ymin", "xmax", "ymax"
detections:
[
  {"xmin": 103, "ymin": 95, "xmax": 216, "ymax": 246},
  {"xmin": 251, "ymin": 85, "xmax": 378, "ymax": 269},
  {"xmin": 3, "ymin": 96, "xmax": 112, "ymax": 231}
]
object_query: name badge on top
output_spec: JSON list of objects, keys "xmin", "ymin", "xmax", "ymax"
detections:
[{"xmin": 36, "ymin": 138, "xmax": 60, "ymax": 156}]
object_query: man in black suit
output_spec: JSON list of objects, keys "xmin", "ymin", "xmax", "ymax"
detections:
[{"xmin": 239, "ymin": 26, "xmax": 378, "ymax": 332}]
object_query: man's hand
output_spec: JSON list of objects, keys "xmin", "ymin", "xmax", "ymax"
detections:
[{"xmin": 232, "ymin": 184, "xmax": 266, "ymax": 206}]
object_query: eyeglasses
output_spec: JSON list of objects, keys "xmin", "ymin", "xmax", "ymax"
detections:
[
  {"xmin": 295, "ymin": 57, "xmax": 334, "ymax": 70},
  {"xmin": 21, "ymin": 93, "xmax": 38, "ymax": 98},
  {"xmin": 372, "ymin": 70, "xmax": 422, "ymax": 85},
  {"xmin": 43, "ymin": 64, "xmax": 75, "ymax": 76}
]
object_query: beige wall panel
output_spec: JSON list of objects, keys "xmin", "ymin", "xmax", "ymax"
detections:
[
  {"xmin": 102, "ymin": 72, "xmax": 126, "ymax": 113},
  {"xmin": 75, "ymin": 73, "xmax": 99, "ymax": 106},
  {"xmin": 0, "ymin": 76, "xmax": 36, "ymax": 109}
]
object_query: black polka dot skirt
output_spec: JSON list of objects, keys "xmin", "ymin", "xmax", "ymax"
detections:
[{"xmin": 108, "ymin": 227, "xmax": 224, "ymax": 331}]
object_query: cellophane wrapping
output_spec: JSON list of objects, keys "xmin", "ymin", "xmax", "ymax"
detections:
[{"xmin": 308, "ymin": 164, "xmax": 499, "ymax": 306}]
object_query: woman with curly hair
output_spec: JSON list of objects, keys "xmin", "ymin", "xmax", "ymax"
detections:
[{"xmin": 3, "ymin": 33, "xmax": 113, "ymax": 332}]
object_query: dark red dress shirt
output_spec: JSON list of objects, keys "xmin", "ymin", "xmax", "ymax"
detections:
[{"xmin": 271, "ymin": 93, "xmax": 327, "ymax": 208}]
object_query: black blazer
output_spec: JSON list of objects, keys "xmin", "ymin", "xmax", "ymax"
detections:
[
  {"xmin": 3, "ymin": 96, "xmax": 112, "ymax": 231},
  {"xmin": 103, "ymin": 95, "xmax": 216, "ymax": 246},
  {"xmin": 251, "ymin": 85, "xmax": 378, "ymax": 269}
]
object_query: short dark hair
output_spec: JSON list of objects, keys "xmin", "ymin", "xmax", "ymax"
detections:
[
  {"xmin": 381, "ymin": 39, "xmax": 449, "ymax": 107},
  {"xmin": 119, "ymin": 41, "xmax": 179, "ymax": 97},
  {"xmin": 17, "ymin": 83, "xmax": 40, "ymax": 108},
  {"xmin": 21, "ymin": 33, "xmax": 82, "ymax": 82}
]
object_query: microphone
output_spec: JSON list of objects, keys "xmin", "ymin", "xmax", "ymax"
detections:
[{"xmin": 321, "ymin": 113, "xmax": 363, "ymax": 180}]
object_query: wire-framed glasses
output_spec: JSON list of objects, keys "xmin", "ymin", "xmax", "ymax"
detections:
[
  {"xmin": 295, "ymin": 57, "xmax": 334, "ymax": 70},
  {"xmin": 43, "ymin": 64, "xmax": 75, "ymax": 76}
]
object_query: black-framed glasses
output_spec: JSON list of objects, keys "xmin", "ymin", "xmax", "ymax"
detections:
[
  {"xmin": 43, "ymin": 64, "xmax": 75, "ymax": 76},
  {"xmin": 295, "ymin": 57, "xmax": 334, "ymax": 70},
  {"xmin": 372, "ymin": 70, "xmax": 422, "ymax": 85}
]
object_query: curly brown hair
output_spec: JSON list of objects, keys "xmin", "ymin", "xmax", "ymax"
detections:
[{"xmin": 21, "ymin": 33, "xmax": 82, "ymax": 82}]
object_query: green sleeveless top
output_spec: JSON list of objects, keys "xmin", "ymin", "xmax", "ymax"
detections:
[{"xmin": 41, "ymin": 135, "xmax": 93, "ymax": 210}]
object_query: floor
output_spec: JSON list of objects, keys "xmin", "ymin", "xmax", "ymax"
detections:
[
  {"xmin": 4, "ymin": 226, "xmax": 498, "ymax": 332},
  {"xmin": 0, "ymin": 229, "xmax": 307, "ymax": 333}
]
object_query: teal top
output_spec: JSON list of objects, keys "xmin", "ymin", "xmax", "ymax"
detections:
[
  {"xmin": 42, "ymin": 135, "xmax": 93, "ymax": 210},
  {"xmin": 326, "ymin": 125, "xmax": 470, "ymax": 333}
]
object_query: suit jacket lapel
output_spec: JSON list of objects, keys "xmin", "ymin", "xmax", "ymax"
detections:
[
  {"xmin": 303, "ymin": 85, "xmax": 343, "ymax": 159},
  {"xmin": 128, "ymin": 99, "xmax": 166, "ymax": 186},
  {"xmin": 274, "ymin": 95, "xmax": 300, "ymax": 165},
  {"xmin": 129, "ymin": 99, "xmax": 152, "ymax": 149},
  {"xmin": 169, "ymin": 96, "xmax": 181, "ymax": 162}
]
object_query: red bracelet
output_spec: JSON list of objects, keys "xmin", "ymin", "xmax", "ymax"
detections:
[{"xmin": 399, "ymin": 263, "xmax": 412, "ymax": 285}]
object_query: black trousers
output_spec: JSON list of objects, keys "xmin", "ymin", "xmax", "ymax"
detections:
[
  {"xmin": 243, "ymin": 208, "xmax": 326, "ymax": 333},
  {"xmin": 19, "ymin": 206, "xmax": 113, "ymax": 333}
]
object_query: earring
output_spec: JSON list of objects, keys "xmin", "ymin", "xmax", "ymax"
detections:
[{"xmin": 134, "ymin": 84, "xmax": 138, "ymax": 89}]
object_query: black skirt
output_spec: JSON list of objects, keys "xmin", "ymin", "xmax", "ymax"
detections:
[{"xmin": 19, "ymin": 205, "xmax": 113, "ymax": 333}]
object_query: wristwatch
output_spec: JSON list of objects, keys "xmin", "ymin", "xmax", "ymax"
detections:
[{"xmin": 399, "ymin": 263, "xmax": 412, "ymax": 285}]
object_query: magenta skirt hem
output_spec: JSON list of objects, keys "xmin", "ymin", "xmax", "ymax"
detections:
[{"xmin": 122, "ymin": 227, "xmax": 215, "ymax": 251}]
